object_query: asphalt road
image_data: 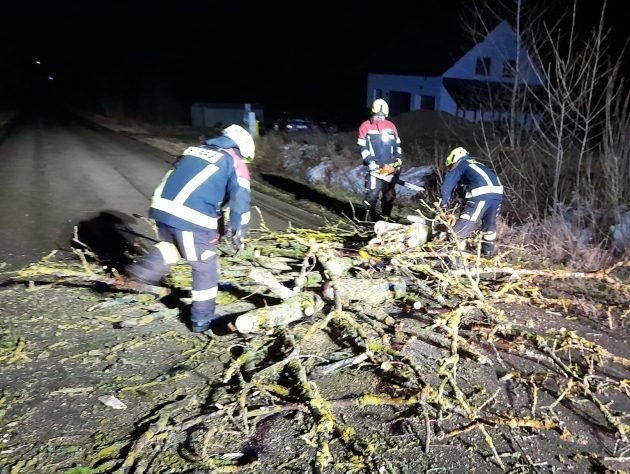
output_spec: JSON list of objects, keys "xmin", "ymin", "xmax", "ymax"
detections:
[{"xmin": 0, "ymin": 111, "xmax": 325, "ymax": 270}]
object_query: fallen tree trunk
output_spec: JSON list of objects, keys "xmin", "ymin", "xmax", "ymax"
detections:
[
  {"xmin": 401, "ymin": 321, "xmax": 492, "ymax": 365},
  {"xmin": 322, "ymin": 276, "xmax": 406, "ymax": 305},
  {"xmin": 247, "ymin": 266, "xmax": 296, "ymax": 299},
  {"xmin": 234, "ymin": 292, "xmax": 324, "ymax": 334}
]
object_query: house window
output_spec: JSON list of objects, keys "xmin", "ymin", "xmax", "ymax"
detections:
[
  {"xmin": 420, "ymin": 95, "xmax": 435, "ymax": 110},
  {"xmin": 502, "ymin": 60, "xmax": 516, "ymax": 78},
  {"xmin": 475, "ymin": 57, "xmax": 491, "ymax": 76}
]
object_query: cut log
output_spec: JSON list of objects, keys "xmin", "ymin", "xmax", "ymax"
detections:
[
  {"xmin": 371, "ymin": 220, "xmax": 430, "ymax": 248},
  {"xmin": 293, "ymin": 271, "xmax": 323, "ymax": 291},
  {"xmin": 254, "ymin": 256, "xmax": 294, "ymax": 272},
  {"xmin": 349, "ymin": 303, "xmax": 396, "ymax": 326},
  {"xmin": 234, "ymin": 292, "xmax": 324, "ymax": 334},
  {"xmin": 320, "ymin": 256, "xmax": 355, "ymax": 278},
  {"xmin": 322, "ymin": 276, "xmax": 406, "ymax": 305},
  {"xmin": 216, "ymin": 301, "xmax": 257, "ymax": 317},
  {"xmin": 248, "ymin": 266, "xmax": 296, "ymax": 299}
]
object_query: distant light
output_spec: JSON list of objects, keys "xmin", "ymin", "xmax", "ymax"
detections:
[
  {"xmin": 35, "ymin": 60, "xmax": 41, "ymax": 65},
  {"xmin": 47, "ymin": 76, "xmax": 54, "ymax": 81}
]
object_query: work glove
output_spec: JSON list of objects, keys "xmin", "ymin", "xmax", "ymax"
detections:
[
  {"xmin": 368, "ymin": 161, "xmax": 378, "ymax": 171},
  {"xmin": 220, "ymin": 225, "xmax": 233, "ymax": 243},
  {"xmin": 231, "ymin": 234, "xmax": 245, "ymax": 256},
  {"xmin": 444, "ymin": 213, "xmax": 457, "ymax": 227},
  {"xmin": 392, "ymin": 158, "xmax": 402, "ymax": 170}
]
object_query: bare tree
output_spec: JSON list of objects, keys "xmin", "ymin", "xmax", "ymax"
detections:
[
  {"xmin": 527, "ymin": 0, "xmax": 620, "ymax": 211},
  {"xmin": 601, "ymin": 68, "xmax": 630, "ymax": 223}
]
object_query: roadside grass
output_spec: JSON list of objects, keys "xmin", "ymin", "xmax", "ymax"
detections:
[{"xmin": 498, "ymin": 216, "xmax": 616, "ymax": 270}]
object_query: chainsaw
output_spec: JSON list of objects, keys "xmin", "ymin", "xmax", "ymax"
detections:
[{"xmin": 370, "ymin": 165, "xmax": 425, "ymax": 192}]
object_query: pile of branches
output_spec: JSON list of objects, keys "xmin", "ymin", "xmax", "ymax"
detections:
[{"xmin": 11, "ymin": 217, "xmax": 630, "ymax": 473}]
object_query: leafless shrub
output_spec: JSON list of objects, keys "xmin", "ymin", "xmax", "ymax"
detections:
[
  {"xmin": 499, "ymin": 213, "xmax": 615, "ymax": 270},
  {"xmin": 601, "ymin": 71, "xmax": 630, "ymax": 223},
  {"xmin": 251, "ymin": 132, "xmax": 285, "ymax": 172}
]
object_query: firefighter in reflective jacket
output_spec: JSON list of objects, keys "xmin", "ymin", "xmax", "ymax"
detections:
[
  {"xmin": 440, "ymin": 147, "xmax": 503, "ymax": 256},
  {"xmin": 126, "ymin": 124, "xmax": 254, "ymax": 333},
  {"xmin": 357, "ymin": 98, "xmax": 403, "ymax": 221}
]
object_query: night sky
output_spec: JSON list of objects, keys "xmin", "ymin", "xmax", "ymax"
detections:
[{"xmin": 1, "ymin": 0, "xmax": 628, "ymax": 127}]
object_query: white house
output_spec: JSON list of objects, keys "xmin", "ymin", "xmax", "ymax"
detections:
[{"xmin": 366, "ymin": 21, "xmax": 544, "ymax": 123}]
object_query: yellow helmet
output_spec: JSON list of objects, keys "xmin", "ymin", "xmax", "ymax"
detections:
[
  {"xmin": 222, "ymin": 124, "xmax": 255, "ymax": 163},
  {"xmin": 446, "ymin": 147, "xmax": 469, "ymax": 167},
  {"xmin": 371, "ymin": 98, "xmax": 389, "ymax": 117}
]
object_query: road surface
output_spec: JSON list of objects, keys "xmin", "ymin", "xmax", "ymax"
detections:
[{"xmin": 0, "ymin": 111, "xmax": 325, "ymax": 270}]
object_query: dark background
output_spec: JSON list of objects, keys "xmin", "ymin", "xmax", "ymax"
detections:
[{"xmin": 0, "ymin": 0, "xmax": 627, "ymax": 128}]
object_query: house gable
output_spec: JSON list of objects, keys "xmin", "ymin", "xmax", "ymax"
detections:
[{"xmin": 443, "ymin": 21, "xmax": 542, "ymax": 86}]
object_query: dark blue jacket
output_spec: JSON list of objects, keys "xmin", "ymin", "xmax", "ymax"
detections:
[
  {"xmin": 441, "ymin": 157, "xmax": 503, "ymax": 206},
  {"xmin": 149, "ymin": 137, "xmax": 251, "ymax": 236}
]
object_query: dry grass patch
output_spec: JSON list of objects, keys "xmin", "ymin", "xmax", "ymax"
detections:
[{"xmin": 499, "ymin": 215, "xmax": 617, "ymax": 271}]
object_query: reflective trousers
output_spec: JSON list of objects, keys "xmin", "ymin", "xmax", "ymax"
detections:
[
  {"xmin": 126, "ymin": 223, "xmax": 219, "ymax": 325},
  {"xmin": 452, "ymin": 196, "xmax": 502, "ymax": 255},
  {"xmin": 363, "ymin": 173, "xmax": 396, "ymax": 220}
]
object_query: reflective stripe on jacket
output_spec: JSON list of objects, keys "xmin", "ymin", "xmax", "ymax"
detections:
[
  {"xmin": 149, "ymin": 143, "xmax": 251, "ymax": 236},
  {"xmin": 357, "ymin": 119, "xmax": 402, "ymax": 167},
  {"xmin": 440, "ymin": 157, "xmax": 502, "ymax": 205}
]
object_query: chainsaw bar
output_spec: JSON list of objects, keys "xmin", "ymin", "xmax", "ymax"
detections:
[{"xmin": 370, "ymin": 171, "xmax": 425, "ymax": 192}]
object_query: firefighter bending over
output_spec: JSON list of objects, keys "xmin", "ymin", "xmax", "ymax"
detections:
[
  {"xmin": 125, "ymin": 124, "xmax": 254, "ymax": 333},
  {"xmin": 439, "ymin": 147, "xmax": 503, "ymax": 256}
]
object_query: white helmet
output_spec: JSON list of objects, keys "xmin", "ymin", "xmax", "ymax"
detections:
[
  {"xmin": 371, "ymin": 98, "xmax": 389, "ymax": 117},
  {"xmin": 222, "ymin": 124, "xmax": 255, "ymax": 162},
  {"xmin": 446, "ymin": 147, "xmax": 469, "ymax": 167}
]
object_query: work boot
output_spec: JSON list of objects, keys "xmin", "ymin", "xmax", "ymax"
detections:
[
  {"xmin": 481, "ymin": 242, "xmax": 498, "ymax": 257},
  {"xmin": 190, "ymin": 318, "xmax": 219, "ymax": 335},
  {"xmin": 190, "ymin": 300, "xmax": 218, "ymax": 334},
  {"xmin": 365, "ymin": 208, "xmax": 381, "ymax": 223},
  {"xmin": 113, "ymin": 276, "xmax": 170, "ymax": 298},
  {"xmin": 125, "ymin": 261, "xmax": 165, "ymax": 287},
  {"xmin": 191, "ymin": 321, "xmax": 214, "ymax": 334},
  {"xmin": 381, "ymin": 204, "xmax": 394, "ymax": 219}
]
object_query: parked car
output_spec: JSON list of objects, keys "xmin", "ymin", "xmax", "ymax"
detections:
[{"xmin": 273, "ymin": 113, "xmax": 320, "ymax": 133}]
